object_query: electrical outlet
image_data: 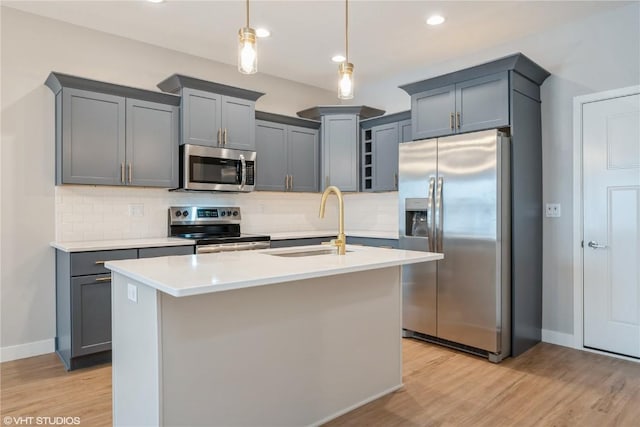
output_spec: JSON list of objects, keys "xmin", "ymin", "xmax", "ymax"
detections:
[
  {"xmin": 545, "ymin": 203, "xmax": 561, "ymax": 218},
  {"xmin": 128, "ymin": 204, "xmax": 144, "ymax": 217},
  {"xmin": 127, "ymin": 283, "xmax": 138, "ymax": 303}
]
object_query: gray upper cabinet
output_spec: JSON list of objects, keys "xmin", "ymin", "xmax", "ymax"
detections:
[
  {"xmin": 405, "ymin": 71, "xmax": 509, "ymax": 140},
  {"xmin": 287, "ymin": 126, "xmax": 318, "ymax": 192},
  {"xmin": 222, "ymin": 96, "xmax": 256, "ymax": 151},
  {"xmin": 181, "ymin": 88, "xmax": 221, "ymax": 146},
  {"xmin": 297, "ymin": 106, "xmax": 385, "ymax": 192},
  {"xmin": 372, "ymin": 123, "xmax": 400, "ymax": 191},
  {"xmin": 62, "ymin": 89, "xmax": 126, "ymax": 185},
  {"xmin": 126, "ymin": 99, "xmax": 179, "ymax": 187},
  {"xmin": 360, "ymin": 110, "xmax": 410, "ymax": 192},
  {"xmin": 255, "ymin": 113, "xmax": 319, "ymax": 192},
  {"xmin": 46, "ymin": 73, "xmax": 181, "ymax": 188},
  {"xmin": 157, "ymin": 74, "xmax": 265, "ymax": 151},
  {"xmin": 321, "ymin": 114, "xmax": 359, "ymax": 191},
  {"xmin": 256, "ymin": 120, "xmax": 288, "ymax": 191}
]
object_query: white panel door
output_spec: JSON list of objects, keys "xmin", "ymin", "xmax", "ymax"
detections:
[{"xmin": 583, "ymin": 93, "xmax": 640, "ymax": 358}]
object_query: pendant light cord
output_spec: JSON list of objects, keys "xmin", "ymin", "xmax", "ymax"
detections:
[
  {"xmin": 246, "ymin": 0, "xmax": 250, "ymax": 28},
  {"xmin": 345, "ymin": 0, "xmax": 349, "ymax": 62}
]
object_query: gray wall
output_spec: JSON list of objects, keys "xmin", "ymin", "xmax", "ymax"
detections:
[
  {"xmin": 352, "ymin": 2, "xmax": 640, "ymax": 336},
  {"xmin": 0, "ymin": 7, "xmax": 336, "ymax": 353}
]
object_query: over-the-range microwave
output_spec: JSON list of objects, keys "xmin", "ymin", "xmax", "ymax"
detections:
[{"xmin": 178, "ymin": 144, "xmax": 256, "ymax": 192}]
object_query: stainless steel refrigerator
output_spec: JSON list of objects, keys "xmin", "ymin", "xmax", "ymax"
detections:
[{"xmin": 399, "ymin": 129, "xmax": 511, "ymax": 362}]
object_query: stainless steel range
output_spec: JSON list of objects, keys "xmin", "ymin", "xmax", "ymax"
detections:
[{"xmin": 168, "ymin": 206, "xmax": 270, "ymax": 254}]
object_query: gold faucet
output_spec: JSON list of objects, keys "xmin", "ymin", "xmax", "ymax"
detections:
[{"xmin": 319, "ymin": 185, "xmax": 346, "ymax": 255}]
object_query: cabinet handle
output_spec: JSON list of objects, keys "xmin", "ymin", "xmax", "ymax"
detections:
[
  {"xmin": 456, "ymin": 112, "xmax": 461, "ymax": 129},
  {"xmin": 284, "ymin": 175, "xmax": 289, "ymax": 191},
  {"xmin": 449, "ymin": 113, "xmax": 454, "ymax": 130},
  {"xmin": 217, "ymin": 128, "xmax": 222, "ymax": 145},
  {"xmin": 224, "ymin": 128, "xmax": 228, "ymax": 146},
  {"xmin": 394, "ymin": 173, "xmax": 398, "ymax": 189},
  {"xmin": 290, "ymin": 175, "xmax": 294, "ymax": 190},
  {"xmin": 128, "ymin": 163, "xmax": 132, "ymax": 183},
  {"xmin": 325, "ymin": 176, "xmax": 329, "ymax": 188},
  {"xmin": 95, "ymin": 276, "xmax": 111, "ymax": 282},
  {"xmin": 120, "ymin": 163, "xmax": 125, "ymax": 183},
  {"xmin": 94, "ymin": 261, "xmax": 106, "ymax": 265}
]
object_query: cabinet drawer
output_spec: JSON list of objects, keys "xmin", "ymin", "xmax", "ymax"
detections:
[
  {"xmin": 70, "ymin": 249, "xmax": 137, "ymax": 276},
  {"xmin": 138, "ymin": 246, "xmax": 194, "ymax": 258}
]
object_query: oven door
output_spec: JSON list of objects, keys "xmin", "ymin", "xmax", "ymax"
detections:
[
  {"xmin": 196, "ymin": 241, "xmax": 270, "ymax": 254},
  {"xmin": 181, "ymin": 144, "xmax": 256, "ymax": 192}
]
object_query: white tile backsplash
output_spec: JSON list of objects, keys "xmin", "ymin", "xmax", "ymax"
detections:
[{"xmin": 54, "ymin": 186, "xmax": 399, "ymax": 242}]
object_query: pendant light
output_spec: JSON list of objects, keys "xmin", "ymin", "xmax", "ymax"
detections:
[
  {"xmin": 338, "ymin": 0, "xmax": 354, "ymax": 99},
  {"xmin": 238, "ymin": 0, "xmax": 257, "ymax": 74}
]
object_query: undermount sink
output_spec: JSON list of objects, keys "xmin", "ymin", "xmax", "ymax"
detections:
[{"xmin": 268, "ymin": 247, "xmax": 352, "ymax": 258}]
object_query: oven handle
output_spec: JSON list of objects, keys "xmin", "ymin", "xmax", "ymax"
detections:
[
  {"xmin": 239, "ymin": 154, "xmax": 246, "ymax": 190},
  {"xmin": 197, "ymin": 241, "xmax": 270, "ymax": 254}
]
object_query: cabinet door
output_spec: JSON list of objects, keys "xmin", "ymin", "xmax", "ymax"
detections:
[
  {"xmin": 255, "ymin": 120, "xmax": 288, "ymax": 191},
  {"xmin": 455, "ymin": 72, "xmax": 509, "ymax": 133},
  {"xmin": 411, "ymin": 85, "xmax": 455, "ymax": 140},
  {"xmin": 71, "ymin": 275, "xmax": 112, "ymax": 357},
  {"xmin": 221, "ymin": 96, "xmax": 256, "ymax": 151},
  {"xmin": 181, "ymin": 88, "xmax": 221, "ymax": 147},
  {"xmin": 399, "ymin": 119, "xmax": 412, "ymax": 143},
  {"xmin": 62, "ymin": 88, "xmax": 126, "ymax": 185},
  {"xmin": 288, "ymin": 126, "xmax": 319, "ymax": 192},
  {"xmin": 126, "ymin": 99, "xmax": 179, "ymax": 188},
  {"xmin": 321, "ymin": 114, "xmax": 358, "ymax": 191},
  {"xmin": 372, "ymin": 123, "xmax": 399, "ymax": 191}
]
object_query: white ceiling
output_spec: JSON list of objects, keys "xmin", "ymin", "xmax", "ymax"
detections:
[{"xmin": 3, "ymin": 1, "xmax": 630, "ymax": 91}]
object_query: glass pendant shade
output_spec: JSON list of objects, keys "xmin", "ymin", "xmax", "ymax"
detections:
[
  {"xmin": 238, "ymin": 27, "xmax": 257, "ymax": 74},
  {"xmin": 338, "ymin": 62, "xmax": 354, "ymax": 100}
]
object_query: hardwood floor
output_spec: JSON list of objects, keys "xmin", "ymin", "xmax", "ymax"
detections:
[{"xmin": 1, "ymin": 341, "xmax": 639, "ymax": 426}]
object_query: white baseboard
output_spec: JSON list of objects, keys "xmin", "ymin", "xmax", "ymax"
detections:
[
  {"xmin": 1, "ymin": 339, "xmax": 55, "ymax": 363},
  {"xmin": 541, "ymin": 329, "xmax": 576, "ymax": 349}
]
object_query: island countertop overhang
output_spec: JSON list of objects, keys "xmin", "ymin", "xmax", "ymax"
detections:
[{"xmin": 105, "ymin": 245, "xmax": 443, "ymax": 297}]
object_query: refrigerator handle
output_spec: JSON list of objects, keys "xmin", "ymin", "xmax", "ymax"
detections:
[
  {"xmin": 435, "ymin": 177, "xmax": 444, "ymax": 252},
  {"xmin": 427, "ymin": 177, "xmax": 436, "ymax": 252}
]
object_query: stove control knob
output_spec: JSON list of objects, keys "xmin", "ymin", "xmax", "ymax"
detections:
[
  {"xmin": 175, "ymin": 211, "xmax": 182, "ymax": 217},
  {"xmin": 232, "ymin": 211, "xmax": 239, "ymax": 217},
  {"xmin": 221, "ymin": 211, "xmax": 226, "ymax": 217},
  {"xmin": 182, "ymin": 210, "xmax": 189, "ymax": 217},
  {"xmin": 227, "ymin": 210, "xmax": 232, "ymax": 216}
]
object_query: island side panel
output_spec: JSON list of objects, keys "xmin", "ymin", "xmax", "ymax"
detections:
[
  {"xmin": 159, "ymin": 267, "xmax": 403, "ymax": 426},
  {"xmin": 112, "ymin": 273, "xmax": 162, "ymax": 427}
]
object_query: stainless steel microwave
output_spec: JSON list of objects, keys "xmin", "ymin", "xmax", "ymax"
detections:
[{"xmin": 179, "ymin": 144, "xmax": 256, "ymax": 192}]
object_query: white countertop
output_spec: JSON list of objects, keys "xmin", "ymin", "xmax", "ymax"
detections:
[
  {"xmin": 50, "ymin": 237, "xmax": 195, "ymax": 252},
  {"xmin": 106, "ymin": 245, "xmax": 442, "ymax": 297},
  {"xmin": 268, "ymin": 230, "xmax": 399, "ymax": 240}
]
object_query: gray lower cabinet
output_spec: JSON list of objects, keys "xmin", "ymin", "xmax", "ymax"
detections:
[
  {"xmin": 321, "ymin": 114, "xmax": 359, "ymax": 191},
  {"xmin": 55, "ymin": 245, "xmax": 194, "ymax": 370},
  {"xmin": 346, "ymin": 237, "xmax": 399, "ymax": 248},
  {"xmin": 46, "ymin": 73, "xmax": 181, "ymax": 188},
  {"xmin": 255, "ymin": 120, "xmax": 319, "ymax": 192},
  {"xmin": 270, "ymin": 237, "xmax": 332, "ymax": 248},
  {"xmin": 410, "ymin": 71, "xmax": 509, "ymax": 140}
]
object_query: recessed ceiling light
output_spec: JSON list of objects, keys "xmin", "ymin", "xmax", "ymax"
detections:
[
  {"xmin": 147, "ymin": 0, "xmax": 165, "ymax": 3},
  {"xmin": 331, "ymin": 55, "xmax": 346, "ymax": 63},
  {"xmin": 256, "ymin": 28, "xmax": 271, "ymax": 38},
  {"xmin": 426, "ymin": 15, "xmax": 445, "ymax": 26}
]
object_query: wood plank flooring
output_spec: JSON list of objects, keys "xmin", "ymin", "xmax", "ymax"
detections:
[{"xmin": 1, "ymin": 340, "xmax": 639, "ymax": 426}]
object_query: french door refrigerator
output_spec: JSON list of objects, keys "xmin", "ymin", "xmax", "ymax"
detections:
[{"xmin": 399, "ymin": 129, "xmax": 511, "ymax": 362}]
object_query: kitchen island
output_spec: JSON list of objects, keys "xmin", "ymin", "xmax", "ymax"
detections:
[{"xmin": 106, "ymin": 245, "xmax": 442, "ymax": 426}]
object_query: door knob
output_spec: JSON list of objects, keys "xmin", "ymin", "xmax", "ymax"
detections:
[{"xmin": 587, "ymin": 240, "xmax": 608, "ymax": 249}]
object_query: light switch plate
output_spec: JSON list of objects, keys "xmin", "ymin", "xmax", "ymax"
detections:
[
  {"xmin": 545, "ymin": 203, "xmax": 561, "ymax": 218},
  {"xmin": 127, "ymin": 283, "xmax": 138, "ymax": 303}
]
